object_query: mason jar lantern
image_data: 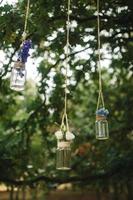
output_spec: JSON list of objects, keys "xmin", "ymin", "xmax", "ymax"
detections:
[
  {"xmin": 10, "ymin": 61, "xmax": 26, "ymax": 91},
  {"xmin": 55, "ymin": 130, "xmax": 75, "ymax": 170},
  {"xmin": 10, "ymin": 39, "xmax": 31, "ymax": 91},
  {"xmin": 95, "ymin": 108, "xmax": 109, "ymax": 140},
  {"xmin": 56, "ymin": 140, "xmax": 71, "ymax": 170}
]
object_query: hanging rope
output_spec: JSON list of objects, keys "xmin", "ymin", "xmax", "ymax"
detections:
[
  {"xmin": 96, "ymin": 0, "xmax": 105, "ymax": 111},
  {"xmin": 61, "ymin": 0, "xmax": 71, "ymax": 131},
  {"xmin": 22, "ymin": 0, "xmax": 30, "ymax": 41}
]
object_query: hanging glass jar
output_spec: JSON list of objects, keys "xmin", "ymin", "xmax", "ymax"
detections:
[
  {"xmin": 10, "ymin": 39, "xmax": 31, "ymax": 91},
  {"xmin": 95, "ymin": 108, "xmax": 109, "ymax": 140},
  {"xmin": 10, "ymin": 61, "xmax": 26, "ymax": 91},
  {"xmin": 56, "ymin": 140, "xmax": 71, "ymax": 170},
  {"xmin": 55, "ymin": 130, "xmax": 75, "ymax": 170}
]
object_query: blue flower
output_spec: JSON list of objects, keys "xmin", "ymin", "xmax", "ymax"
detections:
[
  {"xmin": 18, "ymin": 40, "xmax": 32, "ymax": 63},
  {"xmin": 96, "ymin": 108, "xmax": 109, "ymax": 117}
]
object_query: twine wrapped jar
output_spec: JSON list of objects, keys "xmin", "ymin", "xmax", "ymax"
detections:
[
  {"xmin": 56, "ymin": 140, "xmax": 71, "ymax": 170},
  {"xmin": 95, "ymin": 108, "xmax": 109, "ymax": 140},
  {"xmin": 55, "ymin": 130, "xmax": 75, "ymax": 170}
]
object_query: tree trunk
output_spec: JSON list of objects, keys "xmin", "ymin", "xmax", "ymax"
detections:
[
  {"xmin": 31, "ymin": 188, "xmax": 37, "ymax": 200},
  {"xmin": 15, "ymin": 187, "xmax": 20, "ymax": 200},
  {"xmin": 22, "ymin": 185, "xmax": 26, "ymax": 200},
  {"xmin": 127, "ymin": 180, "xmax": 133, "ymax": 200},
  {"xmin": 9, "ymin": 186, "xmax": 14, "ymax": 200},
  {"xmin": 96, "ymin": 189, "xmax": 101, "ymax": 200},
  {"xmin": 112, "ymin": 183, "xmax": 119, "ymax": 200}
]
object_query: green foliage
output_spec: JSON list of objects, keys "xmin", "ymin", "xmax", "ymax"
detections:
[{"xmin": 0, "ymin": 0, "xmax": 133, "ymax": 192}]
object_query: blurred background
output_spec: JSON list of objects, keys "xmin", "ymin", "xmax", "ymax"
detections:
[{"xmin": 0, "ymin": 0, "xmax": 133, "ymax": 199}]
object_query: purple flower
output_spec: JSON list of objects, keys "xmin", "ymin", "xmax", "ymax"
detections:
[{"xmin": 18, "ymin": 40, "xmax": 32, "ymax": 63}]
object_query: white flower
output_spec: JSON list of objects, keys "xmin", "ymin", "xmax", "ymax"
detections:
[
  {"xmin": 55, "ymin": 130, "xmax": 63, "ymax": 140},
  {"xmin": 66, "ymin": 131, "xmax": 75, "ymax": 141}
]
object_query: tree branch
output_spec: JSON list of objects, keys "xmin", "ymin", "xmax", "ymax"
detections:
[
  {"xmin": 0, "ymin": 156, "xmax": 133, "ymax": 186},
  {"xmin": 0, "ymin": 48, "xmax": 18, "ymax": 79},
  {"xmin": 0, "ymin": 0, "xmax": 4, "ymax": 5}
]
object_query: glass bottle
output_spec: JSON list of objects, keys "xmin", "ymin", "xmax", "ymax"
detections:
[
  {"xmin": 56, "ymin": 141, "xmax": 71, "ymax": 170},
  {"xmin": 96, "ymin": 115, "xmax": 109, "ymax": 140},
  {"xmin": 10, "ymin": 61, "xmax": 26, "ymax": 91}
]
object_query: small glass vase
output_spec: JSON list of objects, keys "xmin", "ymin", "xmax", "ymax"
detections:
[
  {"xmin": 56, "ymin": 141, "xmax": 71, "ymax": 170},
  {"xmin": 96, "ymin": 115, "xmax": 109, "ymax": 140},
  {"xmin": 10, "ymin": 61, "xmax": 26, "ymax": 91}
]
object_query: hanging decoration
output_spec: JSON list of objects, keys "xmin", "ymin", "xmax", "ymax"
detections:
[
  {"xmin": 95, "ymin": 0, "xmax": 109, "ymax": 140},
  {"xmin": 55, "ymin": 129, "xmax": 75, "ymax": 170},
  {"xmin": 10, "ymin": 0, "xmax": 31, "ymax": 91},
  {"xmin": 96, "ymin": 108, "xmax": 109, "ymax": 140},
  {"xmin": 55, "ymin": 0, "xmax": 75, "ymax": 170}
]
